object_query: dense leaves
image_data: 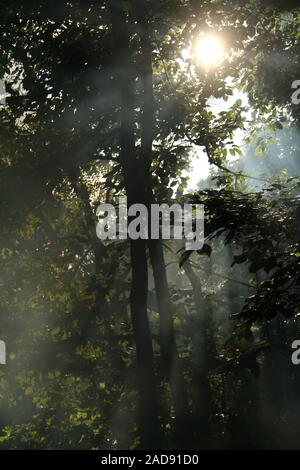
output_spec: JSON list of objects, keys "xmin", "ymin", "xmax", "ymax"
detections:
[{"xmin": 0, "ymin": 0, "xmax": 299, "ymax": 450}]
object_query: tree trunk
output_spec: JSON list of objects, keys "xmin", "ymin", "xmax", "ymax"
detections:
[
  {"xmin": 109, "ymin": 0, "xmax": 161, "ymax": 448},
  {"xmin": 183, "ymin": 259, "xmax": 213, "ymax": 448},
  {"xmin": 133, "ymin": 2, "xmax": 191, "ymax": 445},
  {"xmin": 133, "ymin": 2, "xmax": 191, "ymax": 446},
  {"xmin": 149, "ymin": 239, "xmax": 190, "ymax": 447}
]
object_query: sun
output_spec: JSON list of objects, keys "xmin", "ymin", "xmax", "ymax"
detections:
[{"xmin": 195, "ymin": 35, "xmax": 224, "ymax": 67}]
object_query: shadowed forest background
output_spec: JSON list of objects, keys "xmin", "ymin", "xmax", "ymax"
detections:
[{"xmin": 0, "ymin": 0, "xmax": 300, "ymax": 450}]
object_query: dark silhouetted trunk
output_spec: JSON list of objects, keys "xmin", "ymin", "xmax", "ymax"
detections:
[
  {"xmin": 149, "ymin": 238, "xmax": 190, "ymax": 447},
  {"xmin": 109, "ymin": 0, "xmax": 161, "ymax": 448},
  {"xmin": 183, "ymin": 259, "xmax": 213, "ymax": 447},
  {"xmin": 135, "ymin": 2, "xmax": 190, "ymax": 446}
]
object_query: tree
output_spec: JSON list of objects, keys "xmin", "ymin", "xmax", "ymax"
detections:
[{"xmin": 0, "ymin": 0, "xmax": 299, "ymax": 450}]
